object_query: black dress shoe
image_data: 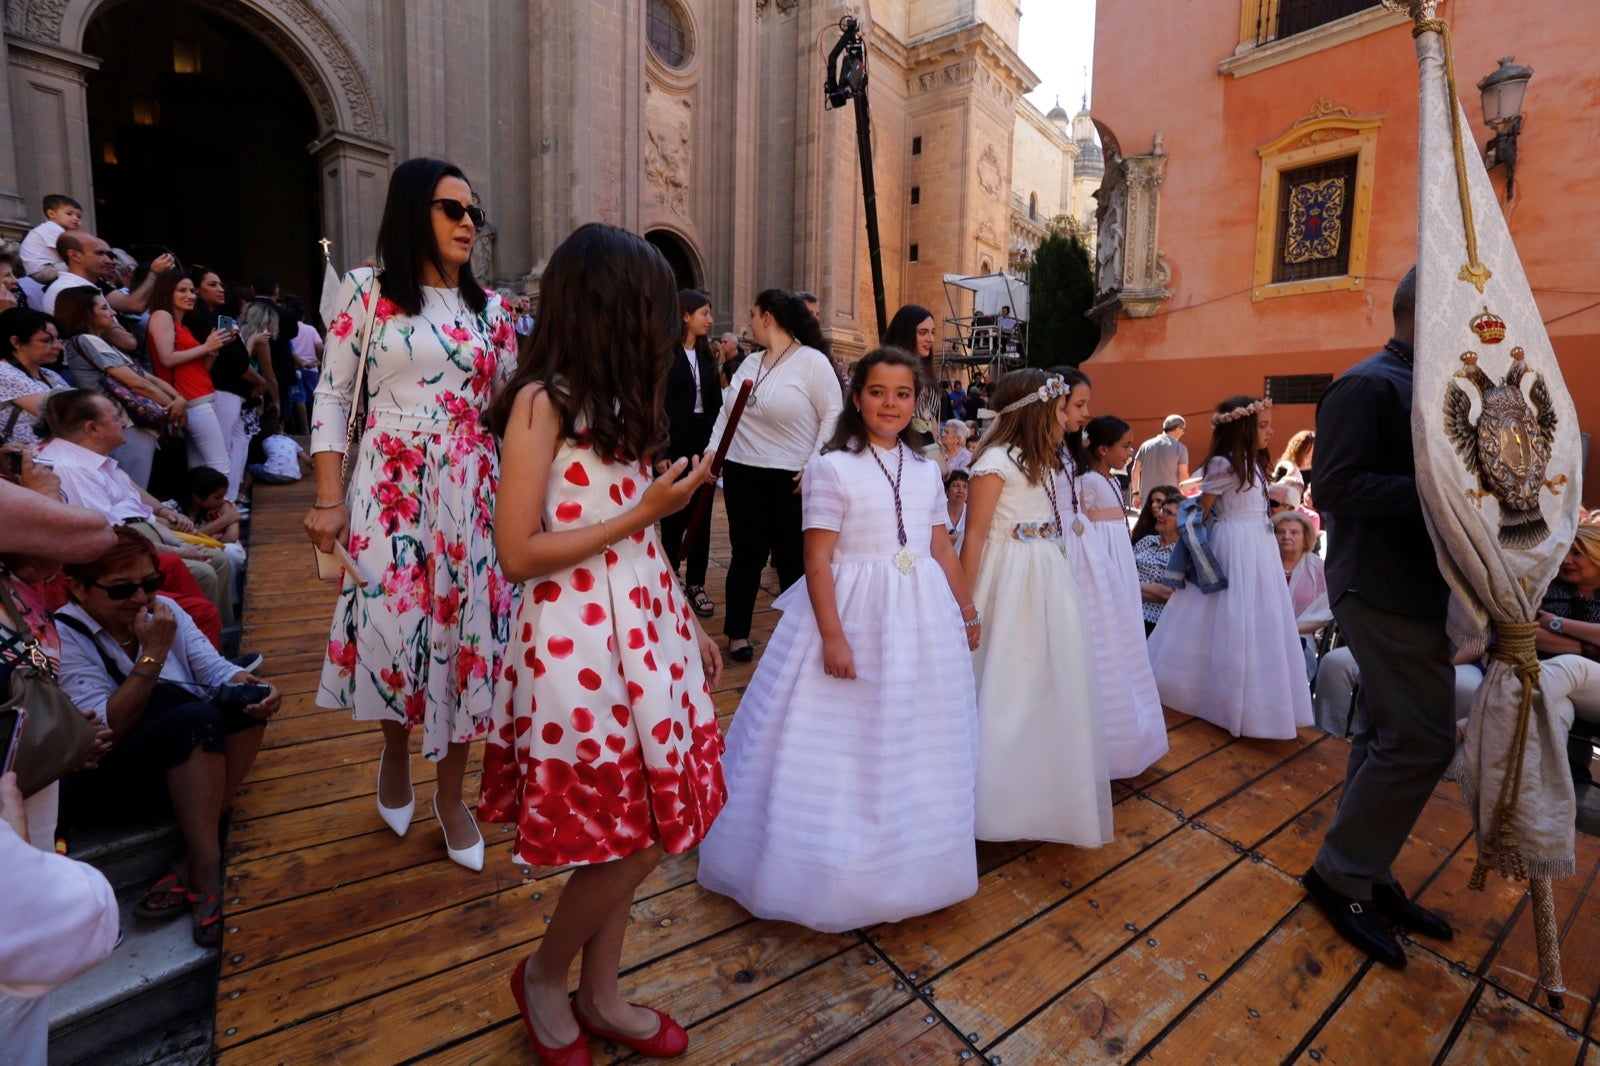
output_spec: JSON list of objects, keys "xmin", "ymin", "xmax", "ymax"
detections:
[
  {"xmin": 1301, "ymin": 868, "xmax": 1407, "ymax": 968},
  {"xmin": 728, "ymin": 642, "xmax": 754, "ymax": 663},
  {"xmin": 1372, "ymin": 880, "xmax": 1454, "ymax": 941}
]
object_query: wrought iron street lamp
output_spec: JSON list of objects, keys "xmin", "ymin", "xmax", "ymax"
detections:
[{"xmin": 1477, "ymin": 56, "xmax": 1532, "ymax": 200}]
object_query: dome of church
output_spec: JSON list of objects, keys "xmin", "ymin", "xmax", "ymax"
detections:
[
  {"xmin": 1073, "ymin": 103, "xmax": 1103, "ymax": 180},
  {"xmin": 1046, "ymin": 101, "xmax": 1070, "ymax": 123}
]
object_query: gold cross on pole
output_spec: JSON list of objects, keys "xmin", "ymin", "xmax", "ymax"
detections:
[{"xmin": 318, "ymin": 237, "xmax": 332, "ymax": 258}]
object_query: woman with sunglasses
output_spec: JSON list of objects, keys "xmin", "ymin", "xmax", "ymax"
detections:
[
  {"xmin": 1131, "ymin": 485, "xmax": 1181, "ymax": 637},
  {"xmin": 303, "ymin": 158, "xmax": 517, "ymax": 872},
  {"xmin": 54, "ymin": 527, "xmax": 280, "ymax": 948}
]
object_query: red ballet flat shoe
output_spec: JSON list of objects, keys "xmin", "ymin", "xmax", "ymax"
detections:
[
  {"xmin": 573, "ymin": 1001, "xmax": 689, "ymax": 1058},
  {"xmin": 509, "ymin": 957, "xmax": 592, "ymax": 1066}
]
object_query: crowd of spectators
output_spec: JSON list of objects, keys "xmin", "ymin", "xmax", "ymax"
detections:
[{"xmin": 0, "ymin": 193, "xmax": 308, "ymax": 1057}]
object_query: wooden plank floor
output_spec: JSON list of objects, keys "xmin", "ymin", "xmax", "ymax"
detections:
[{"xmin": 214, "ymin": 477, "xmax": 1599, "ymax": 1064}]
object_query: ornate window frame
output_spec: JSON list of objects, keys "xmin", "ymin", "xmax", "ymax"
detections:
[
  {"xmin": 1251, "ymin": 102, "xmax": 1382, "ymax": 301},
  {"xmin": 1221, "ymin": 2, "xmax": 1424, "ymax": 78},
  {"xmin": 645, "ymin": 0, "xmax": 700, "ymax": 87}
]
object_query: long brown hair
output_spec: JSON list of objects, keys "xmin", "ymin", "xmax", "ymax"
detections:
[
  {"xmin": 1277, "ymin": 429, "xmax": 1315, "ymax": 470},
  {"xmin": 1202, "ymin": 394, "xmax": 1270, "ymax": 490},
  {"xmin": 487, "ymin": 223, "xmax": 674, "ymax": 463},
  {"xmin": 974, "ymin": 368, "xmax": 1066, "ymax": 485}
]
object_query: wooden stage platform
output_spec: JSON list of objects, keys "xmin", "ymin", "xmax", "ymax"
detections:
[{"xmin": 214, "ymin": 478, "xmax": 1600, "ymax": 1064}]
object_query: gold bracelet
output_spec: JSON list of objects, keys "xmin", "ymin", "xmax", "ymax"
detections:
[
  {"xmin": 310, "ymin": 500, "xmax": 346, "ymax": 510},
  {"xmin": 599, "ymin": 518, "xmax": 611, "ymax": 548}
]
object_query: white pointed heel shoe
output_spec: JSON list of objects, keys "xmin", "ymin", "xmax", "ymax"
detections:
[
  {"xmin": 433, "ymin": 793, "xmax": 485, "ymax": 872},
  {"xmin": 376, "ymin": 746, "xmax": 414, "ymax": 837}
]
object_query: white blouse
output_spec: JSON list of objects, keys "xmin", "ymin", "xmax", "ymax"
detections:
[{"xmin": 705, "ymin": 345, "xmax": 842, "ymax": 472}]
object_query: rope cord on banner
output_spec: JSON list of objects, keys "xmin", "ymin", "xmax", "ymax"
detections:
[{"xmin": 1470, "ymin": 621, "xmax": 1539, "ymax": 889}]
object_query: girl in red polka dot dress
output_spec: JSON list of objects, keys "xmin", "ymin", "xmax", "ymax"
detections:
[{"xmin": 479, "ymin": 223, "xmax": 725, "ymax": 1065}]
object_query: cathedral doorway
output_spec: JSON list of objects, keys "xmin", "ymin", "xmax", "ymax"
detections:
[
  {"xmin": 645, "ymin": 229, "xmax": 701, "ymax": 292},
  {"xmin": 84, "ymin": 0, "xmax": 321, "ymax": 305}
]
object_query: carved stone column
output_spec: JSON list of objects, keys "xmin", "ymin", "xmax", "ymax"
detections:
[
  {"xmin": 3, "ymin": 33, "xmax": 98, "ymax": 234},
  {"xmin": 0, "ymin": 29, "xmax": 34, "ymax": 238},
  {"xmin": 311, "ymin": 130, "xmax": 392, "ymax": 270},
  {"xmin": 1090, "ymin": 133, "xmax": 1172, "ymax": 326}
]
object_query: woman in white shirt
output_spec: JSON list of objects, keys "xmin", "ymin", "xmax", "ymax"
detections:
[{"xmin": 704, "ymin": 289, "xmax": 842, "ymax": 661}]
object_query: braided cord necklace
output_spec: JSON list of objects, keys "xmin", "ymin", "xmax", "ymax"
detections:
[{"xmin": 867, "ymin": 442, "xmax": 918, "ymax": 573}]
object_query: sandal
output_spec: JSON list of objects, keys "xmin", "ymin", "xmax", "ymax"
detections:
[
  {"xmin": 686, "ymin": 585, "xmax": 714, "ymax": 619},
  {"xmin": 133, "ymin": 868, "xmax": 189, "ymax": 921},
  {"xmin": 188, "ymin": 889, "xmax": 224, "ymax": 949}
]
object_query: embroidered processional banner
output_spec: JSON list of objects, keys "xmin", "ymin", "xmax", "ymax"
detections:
[{"xmin": 1392, "ymin": 0, "xmax": 1583, "ymax": 1006}]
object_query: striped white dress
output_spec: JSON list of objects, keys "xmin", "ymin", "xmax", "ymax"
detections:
[{"xmin": 696, "ymin": 444, "xmax": 980, "ymax": 932}]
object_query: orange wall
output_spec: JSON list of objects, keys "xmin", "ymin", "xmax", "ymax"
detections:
[{"xmin": 1089, "ymin": 0, "xmax": 1600, "ymax": 501}]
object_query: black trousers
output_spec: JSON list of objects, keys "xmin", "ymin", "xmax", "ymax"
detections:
[
  {"xmin": 721, "ymin": 460, "xmax": 804, "ymax": 641},
  {"xmin": 660, "ymin": 483, "xmax": 714, "ymax": 587}
]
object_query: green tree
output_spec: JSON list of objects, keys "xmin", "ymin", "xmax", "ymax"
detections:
[{"xmin": 1025, "ymin": 231, "xmax": 1100, "ymax": 368}]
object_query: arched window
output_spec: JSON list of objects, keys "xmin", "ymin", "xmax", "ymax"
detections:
[{"xmin": 647, "ymin": 1, "xmax": 693, "ymax": 68}]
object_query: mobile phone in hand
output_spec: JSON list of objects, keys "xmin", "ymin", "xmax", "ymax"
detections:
[{"xmin": 0, "ymin": 708, "xmax": 26, "ymax": 777}]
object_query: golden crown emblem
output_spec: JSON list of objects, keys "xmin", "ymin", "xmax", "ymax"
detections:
[{"xmin": 1470, "ymin": 306, "xmax": 1507, "ymax": 344}]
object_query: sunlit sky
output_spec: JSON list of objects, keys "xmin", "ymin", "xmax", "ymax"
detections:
[{"xmin": 1016, "ymin": 0, "xmax": 1098, "ymax": 119}]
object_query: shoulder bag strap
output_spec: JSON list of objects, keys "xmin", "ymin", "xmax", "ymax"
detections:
[
  {"xmin": 338, "ymin": 273, "xmax": 382, "ymax": 492},
  {"xmin": 0, "ymin": 573, "xmax": 51, "ymax": 672},
  {"xmin": 51, "ymin": 611, "xmax": 127, "ymax": 685}
]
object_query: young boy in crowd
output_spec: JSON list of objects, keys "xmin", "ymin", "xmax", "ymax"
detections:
[
  {"xmin": 18, "ymin": 194, "xmax": 83, "ymax": 283},
  {"xmin": 246, "ymin": 415, "xmax": 312, "ymax": 486},
  {"xmin": 182, "ymin": 466, "xmax": 247, "ymax": 574}
]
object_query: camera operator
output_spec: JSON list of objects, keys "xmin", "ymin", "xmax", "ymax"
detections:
[{"xmin": 53, "ymin": 527, "xmax": 280, "ymax": 949}]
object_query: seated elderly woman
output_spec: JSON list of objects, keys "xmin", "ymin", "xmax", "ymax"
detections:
[
  {"xmin": 944, "ymin": 470, "xmax": 969, "ymax": 554},
  {"xmin": 1275, "ymin": 509, "xmax": 1330, "ymax": 683},
  {"xmin": 1131, "ymin": 485, "xmax": 1180, "ymax": 637},
  {"xmin": 53, "ymin": 528, "xmax": 281, "ymax": 948},
  {"xmin": 939, "ymin": 418, "xmax": 972, "ymax": 474}
]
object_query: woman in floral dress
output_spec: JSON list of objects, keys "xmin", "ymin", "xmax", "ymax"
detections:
[
  {"xmin": 305, "ymin": 158, "xmax": 516, "ymax": 871},
  {"xmin": 480, "ymin": 222, "xmax": 723, "ymax": 1064}
]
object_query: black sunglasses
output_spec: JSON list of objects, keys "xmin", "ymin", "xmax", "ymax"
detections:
[
  {"xmin": 91, "ymin": 574, "xmax": 164, "ymax": 601},
  {"xmin": 432, "ymin": 199, "xmax": 486, "ymax": 227}
]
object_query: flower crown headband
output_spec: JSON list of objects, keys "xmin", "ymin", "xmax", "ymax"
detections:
[
  {"xmin": 1211, "ymin": 397, "xmax": 1271, "ymax": 427},
  {"xmin": 997, "ymin": 375, "xmax": 1070, "ymax": 416}
]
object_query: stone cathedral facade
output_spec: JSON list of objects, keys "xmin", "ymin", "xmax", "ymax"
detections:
[{"xmin": 0, "ymin": 0, "xmax": 1089, "ymax": 353}]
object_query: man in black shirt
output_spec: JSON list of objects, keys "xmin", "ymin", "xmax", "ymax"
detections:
[{"xmin": 1302, "ymin": 268, "xmax": 1457, "ymax": 967}]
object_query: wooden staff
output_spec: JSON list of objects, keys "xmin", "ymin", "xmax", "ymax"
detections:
[{"xmin": 670, "ymin": 380, "xmax": 754, "ymax": 560}]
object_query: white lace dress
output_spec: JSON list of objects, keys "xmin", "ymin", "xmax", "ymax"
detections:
[
  {"xmin": 1147, "ymin": 458, "xmax": 1314, "ymax": 738},
  {"xmin": 1061, "ymin": 468, "xmax": 1169, "ymax": 777},
  {"xmin": 696, "ymin": 444, "xmax": 980, "ymax": 932},
  {"xmin": 966, "ymin": 447, "xmax": 1112, "ymax": 846}
]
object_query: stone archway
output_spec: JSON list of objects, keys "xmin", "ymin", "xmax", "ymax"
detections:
[
  {"xmin": 645, "ymin": 228, "xmax": 702, "ymax": 292},
  {"xmin": 3, "ymin": 0, "xmax": 391, "ymax": 272}
]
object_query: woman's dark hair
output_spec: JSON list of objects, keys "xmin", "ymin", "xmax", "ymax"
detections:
[
  {"xmin": 678, "ymin": 289, "xmax": 714, "ymax": 375},
  {"xmin": 754, "ymin": 288, "xmax": 828, "ymax": 358},
  {"xmin": 883, "ymin": 303, "xmax": 934, "ymax": 356},
  {"xmin": 823, "ymin": 346, "xmax": 928, "ymax": 455},
  {"xmin": 376, "ymin": 157, "xmax": 488, "ymax": 319},
  {"xmin": 186, "ymin": 465, "xmax": 228, "ymax": 502},
  {"xmin": 944, "ymin": 469, "xmax": 971, "ymax": 490},
  {"xmin": 1082, "ymin": 414, "xmax": 1130, "ymax": 475},
  {"xmin": 1130, "ymin": 483, "xmax": 1180, "ymax": 543},
  {"xmin": 487, "ymin": 223, "xmax": 674, "ymax": 463},
  {"xmin": 1204, "ymin": 395, "xmax": 1270, "ymax": 491},
  {"xmin": 65, "ymin": 526, "xmax": 160, "ymax": 588},
  {"xmin": 0, "ymin": 307, "xmax": 56, "ymax": 366},
  {"xmin": 147, "ymin": 268, "xmax": 190, "ymax": 319},
  {"xmin": 51, "ymin": 287, "xmax": 105, "ymax": 340},
  {"xmin": 40, "ymin": 388, "xmax": 111, "ymax": 440}
]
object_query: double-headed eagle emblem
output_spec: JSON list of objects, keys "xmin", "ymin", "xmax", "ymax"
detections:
[{"xmin": 1443, "ymin": 308, "xmax": 1565, "ymax": 547}]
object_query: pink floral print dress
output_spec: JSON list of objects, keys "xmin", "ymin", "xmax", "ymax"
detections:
[
  {"xmin": 476, "ymin": 434, "xmax": 726, "ymax": 867},
  {"xmin": 310, "ymin": 269, "xmax": 518, "ymax": 759}
]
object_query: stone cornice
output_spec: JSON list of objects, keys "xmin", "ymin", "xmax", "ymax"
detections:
[
  {"xmin": 4, "ymin": 31, "xmax": 99, "ymax": 76},
  {"xmin": 905, "ymin": 21, "xmax": 1037, "ymax": 98},
  {"xmin": 1017, "ymin": 97, "xmax": 1078, "ymax": 153}
]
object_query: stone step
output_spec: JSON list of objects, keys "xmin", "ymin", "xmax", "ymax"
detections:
[
  {"xmin": 63, "ymin": 818, "xmax": 181, "ymax": 895},
  {"xmin": 47, "ymin": 891, "xmax": 216, "ymax": 1065}
]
